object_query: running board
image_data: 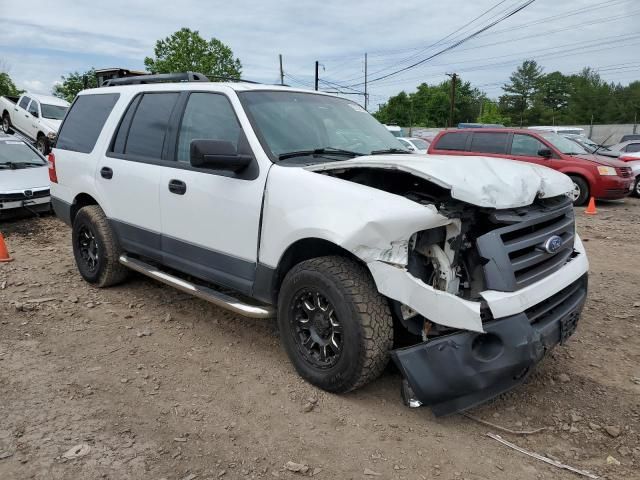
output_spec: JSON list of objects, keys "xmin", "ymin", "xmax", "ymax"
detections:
[{"xmin": 119, "ymin": 254, "xmax": 276, "ymax": 319}]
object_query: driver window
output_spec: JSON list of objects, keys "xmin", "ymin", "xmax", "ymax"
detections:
[
  {"xmin": 511, "ymin": 134, "xmax": 547, "ymax": 156},
  {"xmin": 28, "ymin": 101, "xmax": 39, "ymax": 117},
  {"xmin": 177, "ymin": 93, "xmax": 241, "ymax": 163}
]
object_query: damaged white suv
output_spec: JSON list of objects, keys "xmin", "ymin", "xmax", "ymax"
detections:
[{"xmin": 50, "ymin": 73, "xmax": 589, "ymax": 416}]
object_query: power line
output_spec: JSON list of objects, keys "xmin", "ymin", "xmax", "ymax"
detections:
[{"xmin": 347, "ymin": 0, "xmax": 537, "ymax": 87}]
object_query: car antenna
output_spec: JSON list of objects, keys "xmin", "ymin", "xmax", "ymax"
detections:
[{"xmin": 593, "ymin": 133, "xmax": 613, "ymax": 156}]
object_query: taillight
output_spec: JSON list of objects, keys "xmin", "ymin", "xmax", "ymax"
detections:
[
  {"xmin": 619, "ymin": 155, "xmax": 636, "ymax": 162},
  {"xmin": 48, "ymin": 152, "xmax": 58, "ymax": 183}
]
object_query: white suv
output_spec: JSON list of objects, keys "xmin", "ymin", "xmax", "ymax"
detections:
[{"xmin": 50, "ymin": 73, "xmax": 589, "ymax": 416}]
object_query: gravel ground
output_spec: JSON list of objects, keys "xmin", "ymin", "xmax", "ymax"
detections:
[{"xmin": 1, "ymin": 198, "xmax": 639, "ymax": 480}]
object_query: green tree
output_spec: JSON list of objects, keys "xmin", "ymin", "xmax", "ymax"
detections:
[
  {"xmin": 0, "ymin": 72, "xmax": 23, "ymax": 97},
  {"xmin": 500, "ymin": 60, "xmax": 543, "ymax": 126},
  {"xmin": 144, "ymin": 28, "xmax": 242, "ymax": 79},
  {"xmin": 477, "ymin": 100, "xmax": 508, "ymax": 125},
  {"xmin": 53, "ymin": 69, "xmax": 98, "ymax": 103}
]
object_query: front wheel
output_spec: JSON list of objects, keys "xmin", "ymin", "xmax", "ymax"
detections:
[
  {"xmin": 569, "ymin": 175, "xmax": 590, "ymax": 206},
  {"xmin": 72, "ymin": 205, "xmax": 128, "ymax": 287},
  {"xmin": 36, "ymin": 135, "xmax": 49, "ymax": 155},
  {"xmin": 1, "ymin": 114, "xmax": 13, "ymax": 134},
  {"xmin": 277, "ymin": 256, "xmax": 393, "ymax": 393}
]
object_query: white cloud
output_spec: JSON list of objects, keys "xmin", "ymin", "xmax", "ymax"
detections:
[{"xmin": 0, "ymin": 0, "xmax": 638, "ymax": 102}]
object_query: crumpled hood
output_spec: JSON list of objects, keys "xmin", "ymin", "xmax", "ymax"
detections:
[
  {"xmin": 306, "ymin": 154, "xmax": 573, "ymax": 209},
  {"xmin": 0, "ymin": 166, "xmax": 49, "ymax": 192},
  {"xmin": 41, "ymin": 118, "xmax": 62, "ymax": 133}
]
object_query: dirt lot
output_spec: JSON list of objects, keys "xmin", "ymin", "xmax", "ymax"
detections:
[{"xmin": 1, "ymin": 198, "xmax": 639, "ymax": 480}]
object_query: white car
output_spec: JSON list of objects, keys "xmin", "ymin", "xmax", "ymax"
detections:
[
  {"xmin": 397, "ymin": 137, "xmax": 429, "ymax": 154},
  {"xmin": 0, "ymin": 134, "xmax": 51, "ymax": 216},
  {"xmin": 529, "ymin": 126, "xmax": 585, "ymax": 136},
  {"xmin": 1, "ymin": 93, "xmax": 70, "ymax": 154},
  {"xmin": 618, "ymin": 151, "xmax": 640, "ymax": 197},
  {"xmin": 49, "ymin": 73, "xmax": 589, "ymax": 416}
]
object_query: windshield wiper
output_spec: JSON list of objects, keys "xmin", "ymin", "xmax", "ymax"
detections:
[
  {"xmin": 278, "ymin": 147, "xmax": 364, "ymax": 161},
  {"xmin": 0, "ymin": 161, "xmax": 43, "ymax": 169},
  {"xmin": 370, "ymin": 148, "xmax": 412, "ymax": 155}
]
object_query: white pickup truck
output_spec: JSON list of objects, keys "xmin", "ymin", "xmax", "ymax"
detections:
[
  {"xmin": 1, "ymin": 93, "xmax": 70, "ymax": 154},
  {"xmin": 49, "ymin": 73, "xmax": 589, "ymax": 416}
]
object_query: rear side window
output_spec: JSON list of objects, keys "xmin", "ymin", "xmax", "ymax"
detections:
[
  {"xmin": 469, "ymin": 132, "xmax": 509, "ymax": 154},
  {"xmin": 113, "ymin": 93, "xmax": 179, "ymax": 159},
  {"xmin": 56, "ymin": 94, "xmax": 120, "ymax": 153},
  {"xmin": 19, "ymin": 96, "xmax": 30, "ymax": 109},
  {"xmin": 434, "ymin": 132, "xmax": 468, "ymax": 151}
]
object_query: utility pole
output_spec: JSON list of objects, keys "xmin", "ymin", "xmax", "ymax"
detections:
[
  {"xmin": 279, "ymin": 54, "xmax": 284, "ymax": 86},
  {"xmin": 314, "ymin": 61, "xmax": 319, "ymax": 91},
  {"xmin": 364, "ymin": 53, "xmax": 368, "ymax": 111},
  {"xmin": 447, "ymin": 73, "xmax": 457, "ymax": 128}
]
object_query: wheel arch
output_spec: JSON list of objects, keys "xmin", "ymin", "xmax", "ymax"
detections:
[
  {"xmin": 255, "ymin": 237, "xmax": 365, "ymax": 305},
  {"xmin": 70, "ymin": 193, "xmax": 100, "ymax": 224}
]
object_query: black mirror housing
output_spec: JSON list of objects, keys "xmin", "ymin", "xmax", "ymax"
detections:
[
  {"xmin": 190, "ymin": 139, "xmax": 252, "ymax": 172},
  {"xmin": 538, "ymin": 148, "xmax": 553, "ymax": 158}
]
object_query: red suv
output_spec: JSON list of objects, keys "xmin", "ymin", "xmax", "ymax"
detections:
[{"xmin": 427, "ymin": 128, "xmax": 634, "ymax": 205}]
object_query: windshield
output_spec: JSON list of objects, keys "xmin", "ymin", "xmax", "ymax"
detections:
[
  {"xmin": 0, "ymin": 140, "xmax": 46, "ymax": 167},
  {"xmin": 540, "ymin": 132, "xmax": 588, "ymax": 155},
  {"xmin": 238, "ymin": 91, "xmax": 407, "ymax": 162},
  {"xmin": 41, "ymin": 104, "xmax": 68, "ymax": 120}
]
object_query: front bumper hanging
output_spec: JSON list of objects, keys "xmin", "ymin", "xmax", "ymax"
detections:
[{"xmin": 391, "ymin": 274, "xmax": 588, "ymax": 417}]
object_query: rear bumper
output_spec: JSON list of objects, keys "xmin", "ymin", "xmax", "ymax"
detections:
[{"xmin": 391, "ymin": 274, "xmax": 588, "ymax": 416}]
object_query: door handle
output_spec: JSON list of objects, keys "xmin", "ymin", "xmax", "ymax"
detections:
[
  {"xmin": 100, "ymin": 167, "xmax": 113, "ymax": 179},
  {"xmin": 168, "ymin": 179, "xmax": 187, "ymax": 195}
]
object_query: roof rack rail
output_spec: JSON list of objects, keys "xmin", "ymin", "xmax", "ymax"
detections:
[
  {"xmin": 207, "ymin": 75, "xmax": 262, "ymax": 84},
  {"xmin": 102, "ymin": 71, "xmax": 209, "ymax": 87}
]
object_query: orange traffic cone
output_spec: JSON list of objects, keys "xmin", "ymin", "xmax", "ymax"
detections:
[
  {"xmin": 584, "ymin": 197, "xmax": 597, "ymax": 215},
  {"xmin": 0, "ymin": 233, "xmax": 13, "ymax": 262}
]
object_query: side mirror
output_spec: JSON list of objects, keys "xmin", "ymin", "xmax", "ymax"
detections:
[
  {"xmin": 190, "ymin": 139, "xmax": 252, "ymax": 172},
  {"xmin": 538, "ymin": 148, "xmax": 553, "ymax": 158},
  {"xmin": 31, "ymin": 111, "xmax": 39, "ymax": 118}
]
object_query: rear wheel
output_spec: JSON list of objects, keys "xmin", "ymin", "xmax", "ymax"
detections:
[
  {"xmin": 1, "ymin": 114, "xmax": 13, "ymax": 134},
  {"xmin": 72, "ymin": 205, "xmax": 128, "ymax": 287},
  {"xmin": 277, "ymin": 256, "xmax": 393, "ymax": 393},
  {"xmin": 569, "ymin": 175, "xmax": 589, "ymax": 206}
]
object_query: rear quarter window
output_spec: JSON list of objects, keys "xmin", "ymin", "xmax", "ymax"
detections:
[
  {"xmin": 433, "ymin": 132, "xmax": 469, "ymax": 151},
  {"xmin": 56, "ymin": 93, "xmax": 120, "ymax": 153}
]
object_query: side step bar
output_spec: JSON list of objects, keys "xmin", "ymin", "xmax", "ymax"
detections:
[{"xmin": 119, "ymin": 254, "xmax": 276, "ymax": 319}]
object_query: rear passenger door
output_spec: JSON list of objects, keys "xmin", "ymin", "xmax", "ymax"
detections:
[
  {"xmin": 158, "ymin": 91, "xmax": 265, "ymax": 295},
  {"xmin": 509, "ymin": 133, "xmax": 554, "ymax": 167},
  {"xmin": 99, "ymin": 92, "xmax": 180, "ymax": 261},
  {"xmin": 14, "ymin": 96, "xmax": 32, "ymax": 134},
  {"xmin": 467, "ymin": 132, "xmax": 510, "ymax": 158}
]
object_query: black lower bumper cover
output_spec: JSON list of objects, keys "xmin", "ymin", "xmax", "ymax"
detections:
[{"xmin": 391, "ymin": 275, "xmax": 588, "ymax": 417}]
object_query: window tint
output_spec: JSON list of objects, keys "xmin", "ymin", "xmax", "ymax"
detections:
[
  {"xmin": 626, "ymin": 143, "xmax": 640, "ymax": 153},
  {"xmin": 511, "ymin": 134, "xmax": 547, "ymax": 156},
  {"xmin": 28, "ymin": 101, "xmax": 39, "ymax": 116},
  {"xmin": 469, "ymin": 132, "xmax": 509, "ymax": 154},
  {"xmin": 19, "ymin": 97, "xmax": 30, "ymax": 109},
  {"xmin": 434, "ymin": 132, "xmax": 468, "ymax": 151},
  {"xmin": 124, "ymin": 93, "xmax": 179, "ymax": 159},
  {"xmin": 177, "ymin": 93, "xmax": 241, "ymax": 163},
  {"xmin": 56, "ymin": 93, "xmax": 120, "ymax": 153}
]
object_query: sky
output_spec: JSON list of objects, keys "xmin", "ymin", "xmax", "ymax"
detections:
[{"xmin": 1, "ymin": 0, "xmax": 639, "ymax": 109}]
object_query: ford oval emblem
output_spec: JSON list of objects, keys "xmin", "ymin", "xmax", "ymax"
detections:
[{"xmin": 543, "ymin": 235, "xmax": 563, "ymax": 254}]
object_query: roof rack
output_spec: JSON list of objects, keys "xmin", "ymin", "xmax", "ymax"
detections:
[{"xmin": 102, "ymin": 71, "xmax": 209, "ymax": 87}]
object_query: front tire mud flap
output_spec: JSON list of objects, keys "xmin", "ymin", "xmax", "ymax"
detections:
[{"xmin": 391, "ymin": 314, "xmax": 546, "ymax": 417}]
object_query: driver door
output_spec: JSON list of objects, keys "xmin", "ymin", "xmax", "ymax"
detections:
[{"xmin": 509, "ymin": 133, "xmax": 555, "ymax": 167}]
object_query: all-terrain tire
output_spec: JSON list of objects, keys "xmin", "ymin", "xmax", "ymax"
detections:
[
  {"xmin": 569, "ymin": 175, "xmax": 590, "ymax": 206},
  {"xmin": 72, "ymin": 205, "xmax": 128, "ymax": 287},
  {"xmin": 36, "ymin": 134, "xmax": 49, "ymax": 155},
  {"xmin": 633, "ymin": 176, "xmax": 640, "ymax": 198},
  {"xmin": 2, "ymin": 113, "xmax": 13, "ymax": 134},
  {"xmin": 277, "ymin": 256, "xmax": 393, "ymax": 393}
]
